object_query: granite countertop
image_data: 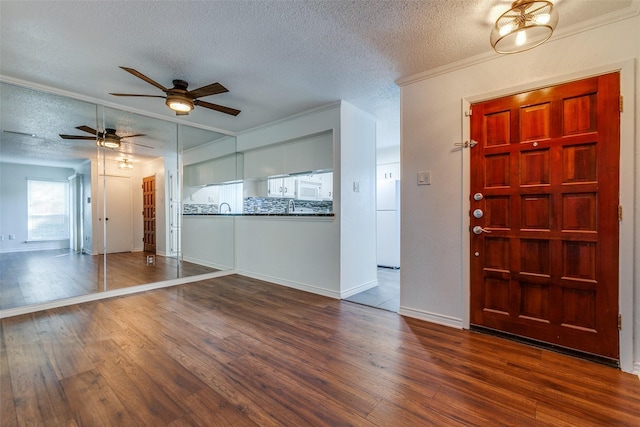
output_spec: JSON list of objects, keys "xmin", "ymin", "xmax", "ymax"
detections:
[{"xmin": 183, "ymin": 212, "xmax": 334, "ymax": 217}]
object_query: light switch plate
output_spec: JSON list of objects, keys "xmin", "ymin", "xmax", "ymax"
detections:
[{"xmin": 417, "ymin": 171, "xmax": 431, "ymax": 185}]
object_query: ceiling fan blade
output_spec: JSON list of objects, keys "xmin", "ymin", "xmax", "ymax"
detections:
[
  {"xmin": 187, "ymin": 82, "xmax": 228, "ymax": 99},
  {"xmin": 75, "ymin": 125, "xmax": 97, "ymax": 135},
  {"xmin": 109, "ymin": 93, "xmax": 166, "ymax": 99},
  {"xmin": 121, "ymin": 133, "xmax": 147, "ymax": 138},
  {"xmin": 59, "ymin": 134, "xmax": 96, "ymax": 140},
  {"xmin": 119, "ymin": 67, "xmax": 169, "ymax": 93},
  {"xmin": 194, "ymin": 99, "xmax": 241, "ymax": 116}
]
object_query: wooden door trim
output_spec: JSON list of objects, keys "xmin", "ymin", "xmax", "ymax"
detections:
[{"xmin": 460, "ymin": 59, "xmax": 635, "ymax": 372}]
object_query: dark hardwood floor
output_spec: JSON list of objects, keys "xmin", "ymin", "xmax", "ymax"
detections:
[
  {"xmin": 2, "ymin": 274, "xmax": 639, "ymax": 426},
  {"xmin": 0, "ymin": 249, "xmax": 218, "ymax": 310}
]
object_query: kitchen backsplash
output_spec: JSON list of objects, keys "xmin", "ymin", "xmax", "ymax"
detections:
[
  {"xmin": 184, "ymin": 203, "xmax": 219, "ymax": 214},
  {"xmin": 243, "ymin": 197, "xmax": 333, "ymax": 214}
]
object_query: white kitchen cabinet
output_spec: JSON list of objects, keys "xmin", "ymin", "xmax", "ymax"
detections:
[
  {"xmin": 184, "ymin": 154, "xmax": 240, "ymax": 186},
  {"xmin": 267, "ymin": 176, "xmax": 296, "ymax": 198},
  {"xmin": 243, "ymin": 144, "xmax": 285, "ymax": 179},
  {"xmin": 377, "ymin": 162, "xmax": 400, "ymax": 181},
  {"xmin": 285, "ymin": 133, "xmax": 332, "ymax": 173},
  {"xmin": 242, "ymin": 132, "xmax": 332, "ymax": 180},
  {"xmin": 318, "ymin": 172, "xmax": 333, "ymax": 200}
]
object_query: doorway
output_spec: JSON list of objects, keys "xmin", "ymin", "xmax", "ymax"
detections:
[
  {"xmin": 143, "ymin": 175, "xmax": 156, "ymax": 253},
  {"xmin": 469, "ymin": 73, "xmax": 620, "ymax": 361}
]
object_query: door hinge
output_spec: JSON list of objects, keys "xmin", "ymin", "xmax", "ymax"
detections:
[
  {"xmin": 618, "ymin": 205, "xmax": 623, "ymax": 221},
  {"xmin": 464, "ymin": 109, "xmax": 472, "ymax": 117},
  {"xmin": 618, "ymin": 314, "xmax": 622, "ymax": 331},
  {"xmin": 619, "ymin": 96, "xmax": 623, "ymax": 112}
]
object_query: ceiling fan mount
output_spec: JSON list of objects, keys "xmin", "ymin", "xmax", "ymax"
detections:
[{"xmin": 110, "ymin": 67, "xmax": 241, "ymax": 117}]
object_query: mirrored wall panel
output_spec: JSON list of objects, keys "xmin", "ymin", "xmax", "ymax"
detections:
[{"xmin": 0, "ymin": 82, "xmax": 235, "ymax": 312}]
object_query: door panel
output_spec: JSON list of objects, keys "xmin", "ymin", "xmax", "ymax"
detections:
[
  {"xmin": 470, "ymin": 73, "xmax": 620, "ymax": 360},
  {"xmin": 98, "ymin": 175, "xmax": 133, "ymax": 254},
  {"xmin": 143, "ymin": 176, "xmax": 156, "ymax": 253}
]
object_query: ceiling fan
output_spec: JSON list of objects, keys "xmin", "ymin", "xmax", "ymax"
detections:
[
  {"xmin": 59, "ymin": 126, "xmax": 151, "ymax": 149},
  {"xmin": 110, "ymin": 66, "xmax": 241, "ymax": 117}
]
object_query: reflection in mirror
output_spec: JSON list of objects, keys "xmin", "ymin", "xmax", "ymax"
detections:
[
  {"xmin": 1, "ymin": 82, "xmax": 99, "ymax": 309},
  {"xmin": 97, "ymin": 106, "xmax": 217, "ymax": 290},
  {"xmin": 0, "ymin": 82, "xmax": 233, "ymax": 313}
]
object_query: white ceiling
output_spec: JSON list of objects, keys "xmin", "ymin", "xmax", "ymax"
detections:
[{"xmin": 1, "ymin": 0, "xmax": 637, "ymax": 162}]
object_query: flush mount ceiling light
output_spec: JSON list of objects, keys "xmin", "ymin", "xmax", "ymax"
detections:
[
  {"xmin": 491, "ymin": 0, "xmax": 559, "ymax": 54},
  {"xmin": 118, "ymin": 158, "xmax": 133, "ymax": 169}
]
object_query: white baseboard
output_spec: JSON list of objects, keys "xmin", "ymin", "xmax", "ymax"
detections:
[
  {"xmin": 183, "ymin": 256, "xmax": 233, "ymax": 271},
  {"xmin": 633, "ymin": 362, "xmax": 640, "ymax": 379},
  {"xmin": 0, "ymin": 270, "xmax": 236, "ymax": 319},
  {"xmin": 340, "ymin": 280, "xmax": 378, "ymax": 298},
  {"xmin": 398, "ymin": 306, "xmax": 464, "ymax": 329},
  {"xmin": 236, "ymin": 270, "xmax": 341, "ymax": 299}
]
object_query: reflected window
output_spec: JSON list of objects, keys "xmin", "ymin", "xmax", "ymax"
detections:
[{"xmin": 27, "ymin": 180, "xmax": 69, "ymax": 241}]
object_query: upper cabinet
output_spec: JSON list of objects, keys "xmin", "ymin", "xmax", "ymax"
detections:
[
  {"xmin": 184, "ymin": 153, "xmax": 242, "ymax": 187},
  {"xmin": 243, "ymin": 144, "xmax": 286, "ymax": 179},
  {"xmin": 243, "ymin": 131, "xmax": 333, "ymax": 180},
  {"xmin": 284, "ymin": 133, "xmax": 333, "ymax": 174}
]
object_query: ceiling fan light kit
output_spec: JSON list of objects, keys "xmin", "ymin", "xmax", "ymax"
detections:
[
  {"xmin": 166, "ymin": 93, "xmax": 194, "ymax": 114},
  {"xmin": 491, "ymin": 0, "xmax": 558, "ymax": 54},
  {"xmin": 97, "ymin": 131, "xmax": 121, "ymax": 149}
]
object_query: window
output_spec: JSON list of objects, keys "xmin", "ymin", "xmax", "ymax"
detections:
[{"xmin": 27, "ymin": 180, "xmax": 69, "ymax": 241}]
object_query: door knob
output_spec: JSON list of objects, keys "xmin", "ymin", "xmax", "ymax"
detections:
[{"xmin": 473, "ymin": 226, "xmax": 491, "ymax": 234}]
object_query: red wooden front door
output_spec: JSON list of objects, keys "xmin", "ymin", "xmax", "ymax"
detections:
[{"xmin": 470, "ymin": 73, "xmax": 620, "ymax": 360}]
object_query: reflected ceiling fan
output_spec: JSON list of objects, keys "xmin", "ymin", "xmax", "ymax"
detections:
[
  {"xmin": 59, "ymin": 126, "xmax": 152, "ymax": 149},
  {"xmin": 110, "ymin": 66, "xmax": 241, "ymax": 117}
]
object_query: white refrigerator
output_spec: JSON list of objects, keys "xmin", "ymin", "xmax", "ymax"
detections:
[{"xmin": 376, "ymin": 180, "xmax": 400, "ymax": 268}]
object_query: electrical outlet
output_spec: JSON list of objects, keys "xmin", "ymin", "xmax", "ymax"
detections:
[
  {"xmin": 0, "ymin": 235, "xmax": 3, "ymax": 241},
  {"xmin": 9, "ymin": 234, "xmax": 15, "ymax": 240}
]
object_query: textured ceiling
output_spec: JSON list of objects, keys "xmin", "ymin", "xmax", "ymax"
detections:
[{"xmin": 1, "ymin": 0, "xmax": 638, "ymax": 166}]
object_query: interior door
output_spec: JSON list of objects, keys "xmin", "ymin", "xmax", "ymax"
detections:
[
  {"xmin": 98, "ymin": 175, "xmax": 133, "ymax": 254},
  {"xmin": 143, "ymin": 175, "xmax": 156, "ymax": 253},
  {"xmin": 469, "ymin": 73, "xmax": 620, "ymax": 360}
]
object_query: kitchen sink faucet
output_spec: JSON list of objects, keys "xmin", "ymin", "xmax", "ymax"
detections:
[
  {"xmin": 287, "ymin": 199, "xmax": 296, "ymax": 213},
  {"xmin": 219, "ymin": 202, "xmax": 231, "ymax": 214}
]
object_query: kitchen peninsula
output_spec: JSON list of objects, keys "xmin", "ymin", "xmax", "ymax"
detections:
[{"xmin": 182, "ymin": 101, "xmax": 376, "ymax": 302}]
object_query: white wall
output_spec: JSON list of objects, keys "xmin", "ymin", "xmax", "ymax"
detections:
[
  {"xmin": 339, "ymin": 103, "xmax": 378, "ymax": 295},
  {"xmin": 398, "ymin": 14, "xmax": 640, "ymax": 373},
  {"xmin": 234, "ymin": 102, "xmax": 376, "ymax": 297},
  {"xmin": 0, "ymin": 162, "xmax": 75, "ymax": 252},
  {"xmin": 377, "ymin": 146, "xmax": 400, "ymax": 165}
]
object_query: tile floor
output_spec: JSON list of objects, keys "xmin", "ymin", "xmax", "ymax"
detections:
[{"xmin": 344, "ymin": 267, "xmax": 400, "ymax": 312}]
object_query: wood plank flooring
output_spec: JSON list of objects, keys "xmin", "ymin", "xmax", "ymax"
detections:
[
  {"xmin": 2, "ymin": 274, "xmax": 639, "ymax": 426},
  {"xmin": 0, "ymin": 249, "xmax": 218, "ymax": 310}
]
